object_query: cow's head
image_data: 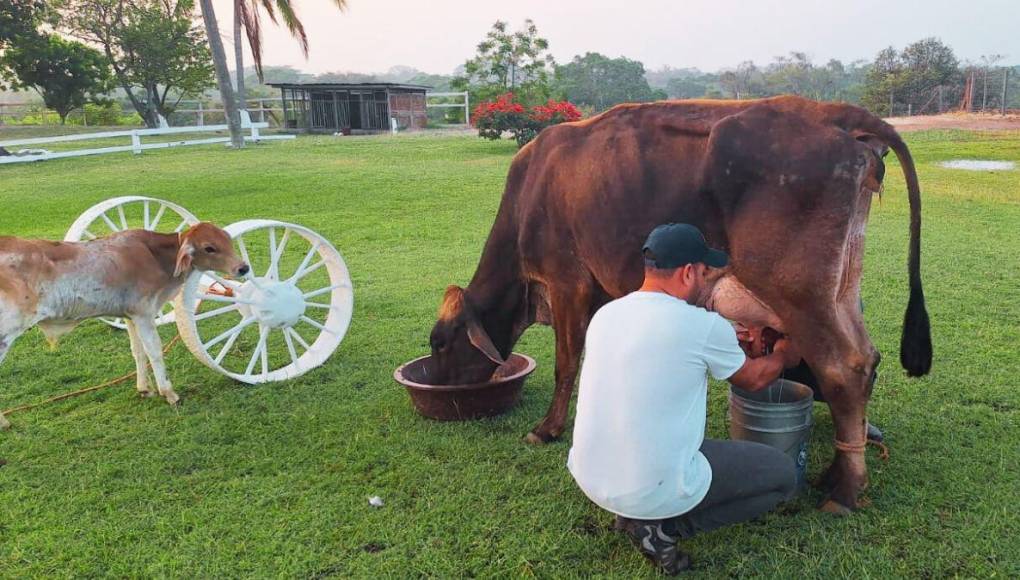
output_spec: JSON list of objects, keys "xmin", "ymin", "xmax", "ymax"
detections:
[
  {"xmin": 428, "ymin": 285, "xmax": 505, "ymax": 385},
  {"xmin": 175, "ymin": 222, "xmax": 250, "ymax": 278}
]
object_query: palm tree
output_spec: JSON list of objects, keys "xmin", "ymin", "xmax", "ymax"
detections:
[
  {"xmin": 234, "ymin": 0, "xmax": 347, "ymax": 114},
  {"xmin": 199, "ymin": 0, "xmax": 346, "ymax": 149},
  {"xmin": 198, "ymin": 0, "xmax": 243, "ymax": 148}
]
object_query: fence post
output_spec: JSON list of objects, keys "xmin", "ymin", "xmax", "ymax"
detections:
[
  {"xmin": 131, "ymin": 130, "xmax": 142, "ymax": 154},
  {"xmin": 1003, "ymin": 68, "xmax": 1010, "ymax": 116},
  {"xmin": 889, "ymin": 92, "xmax": 894, "ymax": 117},
  {"xmin": 907, "ymin": 103, "xmax": 912, "ymax": 116},
  {"xmin": 197, "ymin": 102, "xmax": 204, "ymax": 127},
  {"xmin": 464, "ymin": 92, "xmax": 470, "ymax": 125},
  {"xmin": 938, "ymin": 86, "xmax": 943, "ymax": 113}
]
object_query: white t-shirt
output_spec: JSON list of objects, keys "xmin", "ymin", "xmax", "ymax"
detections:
[{"xmin": 567, "ymin": 291, "xmax": 747, "ymax": 520}]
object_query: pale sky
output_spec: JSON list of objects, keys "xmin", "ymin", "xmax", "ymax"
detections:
[{"xmin": 209, "ymin": 0, "xmax": 1020, "ymax": 76}]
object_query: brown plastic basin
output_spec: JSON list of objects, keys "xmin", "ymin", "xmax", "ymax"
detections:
[{"xmin": 394, "ymin": 353, "xmax": 536, "ymax": 421}]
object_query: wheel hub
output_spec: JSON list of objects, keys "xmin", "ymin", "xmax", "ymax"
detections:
[{"xmin": 236, "ymin": 278, "xmax": 306, "ymax": 328}]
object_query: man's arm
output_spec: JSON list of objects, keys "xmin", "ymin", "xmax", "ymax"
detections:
[{"xmin": 727, "ymin": 338, "xmax": 800, "ymax": 392}]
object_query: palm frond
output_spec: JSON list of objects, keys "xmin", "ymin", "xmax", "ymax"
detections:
[{"xmin": 240, "ymin": 0, "xmax": 265, "ymax": 81}]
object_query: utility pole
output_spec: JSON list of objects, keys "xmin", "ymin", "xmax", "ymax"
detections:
[{"xmin": 1003, "ymin": 68, "xmax": 1010, "ymax": 116}]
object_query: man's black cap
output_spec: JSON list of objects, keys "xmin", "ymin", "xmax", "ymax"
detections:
[{"xmin": 642, "ymin": 223, "xmax": 729, "ymax": 269}]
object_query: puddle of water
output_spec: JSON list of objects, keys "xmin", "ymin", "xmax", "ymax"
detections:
[{"xmin": 939, "ymin": 159, "xmax": 1016, "ymax": 171}]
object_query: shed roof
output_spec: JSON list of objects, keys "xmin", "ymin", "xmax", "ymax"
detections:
[{"xmin": 267, "ymin": 82, "xmax": 431, "ymax": 91}]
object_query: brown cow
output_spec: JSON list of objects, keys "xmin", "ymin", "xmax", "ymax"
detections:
[{"xmin": 428, "ymin": 95, "xmax": 932, "ymax": 512}]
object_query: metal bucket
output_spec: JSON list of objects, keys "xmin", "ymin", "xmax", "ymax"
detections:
[{"xmin": 728, "ymin": 379, "xmax": 814, "ymax": 489}]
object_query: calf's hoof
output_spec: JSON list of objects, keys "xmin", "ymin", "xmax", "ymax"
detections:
[
  {"xmin": 161, "ymin": 391, "xmax": 181, "ymax": 406},
  {"xmin": 138, "ymin": 390, "xmax": 155, "ymax": 398},
  {"xmin": 0, "ymin": 417, "xmax": 10, "ymax": 431}
]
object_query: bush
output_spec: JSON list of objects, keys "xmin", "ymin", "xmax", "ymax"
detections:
[{"xmin": 472, "ymin": 93, "xmax": 582, "ymax": 147}]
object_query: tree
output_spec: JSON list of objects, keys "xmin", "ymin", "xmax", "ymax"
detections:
[
  {"xmin": 197, "ymin": 0, "xmax": 241, "ymax": 147},
  {"xmin": 720, "ymin": 60, "xmax": 764, "ymax": 99},
  {"xmin": 861, "ymin": 38, "xmax": 960, "ymax": 115},
  {"xmin": 553, "ymin": 52, "xmax": 665, "ymax": 111},
  {"xmin": 453, "ymin": 19, "xmax": 555, "ymax": 106},
  {"xmin": 1, "ymin": 34, "xmax": 112, "ymax": 123},
  {"xmin": 1, "ymin": 0, "xmax": 50, "ymax": 48},
  {"xmin": 60, "ymin": 0, "xmax": 215, "ymax": 127},
  {"xmin": 232, "ymin": 0, "xmax": 346, "ymax": 114}
]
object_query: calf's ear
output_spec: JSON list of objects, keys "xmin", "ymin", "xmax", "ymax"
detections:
[{"xmin": 174, "ymin": 242, "xmax": 195, "ymax": 277}]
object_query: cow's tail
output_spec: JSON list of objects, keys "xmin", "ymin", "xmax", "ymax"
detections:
[{"xmin": 876, "ymin": 125, "xmax": 933, "ymax": 377}]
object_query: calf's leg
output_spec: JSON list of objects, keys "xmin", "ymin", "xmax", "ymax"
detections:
[
  {"xmin": 0, "ymin": 331, "xmax": 24, "ymax": 430},
  {"xmin": 131, "ymin": 316, "xmax": 179, "ymax": 406},
  {"xmin": 125, "ymin": 320, "xmax": 153, "ymax": 397}
]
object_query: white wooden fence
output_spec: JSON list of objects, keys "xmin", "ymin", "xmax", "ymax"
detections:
[
  {"xmin": 426, "ymin": 92, "xmax": 471, "ymax": 124},
  {"xmin": 0, "ymin": 114, "xmax": 293, "ymax": 165}
]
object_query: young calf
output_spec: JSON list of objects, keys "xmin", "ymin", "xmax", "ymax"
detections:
[{"xmin": 0, "ymin": 223, "xmax": 249, "ymax": 429}]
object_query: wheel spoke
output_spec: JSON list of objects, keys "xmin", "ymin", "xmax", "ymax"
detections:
[
  {"xmin": 206, "ymin": 273, "xmax": 241, "ymax": 290},
  {"xmin": 287, "ymin": 327, "xmax": 311, "ymax": 351},
  {"xmin": 117, "ymin": 204, "xmax": 129, "ymax": 231},
  {"xmin": 300, "ymin": 315, "xmax": 335, "ymax": 335},
  {"xmin": 143, "ymin": 201, "xmax": 151, "ymax": 230},
  {"xmin": 288, "ymin": 244, "xmax": 321, "ymax": 282},
  {"xmin": 82, "ymin": 229, "xmax": 98, "ymax": 240},
  {"xmin": 260, "ymin": 329, "xmax": 270, "ymax": 379},
  {"xmin": 198, "ymin": 293, "xmax": 255, "ymax": 305},
  {"xmin": 204, "ymin": 317, "xmax": 256, "ymax": 350},
  {"xmin": 174, "ymin": 219, "xmax": 189, "ymax": 233},
  {"xmin": 195, "ymin": 303, "xmax": 239, "ymax": 321},
  {"xmin": 303, "ymin": 283, "xmax": 349, "ymax": 300},
  {"xmin": 267, "ymin": 228, "xmax": 291, "ymax": 280},
  {"xmin": 236, "ymin": 236, "xmax": 252, "ymax": 270},
  {"xmin": 245, "ymin": 326, "xmax": 270, "ymax": 376},
  {"xmin": 214, "ymin": 322, "xmax": 247, "ymax": 364},
  {"xmin": 304, "ymin": 301, "xmax": 335, "ymax": 310},
  {"xmin": 100, "ymin": 212, "xmax": 120, "ymax": 232},
  {"xmin": 292, "ymin": 260, "xmax": 325, "ymax": 282},
  {"xmin": 283, "ymin": 327, "xmax": 301, "ymax": 370},
  {"xmin": 150, "ymin": 204, "xmax": 167, "ymax": 230}
]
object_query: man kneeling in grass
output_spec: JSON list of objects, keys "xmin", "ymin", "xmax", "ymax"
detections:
[{"xmin": 567, "ymin": 223, "xmax": 802, "ymax": 575}]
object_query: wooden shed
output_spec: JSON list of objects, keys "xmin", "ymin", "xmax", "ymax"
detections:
[{"xmin": 269, "ymin": 82, "xmax": 430, "ymax": 134}]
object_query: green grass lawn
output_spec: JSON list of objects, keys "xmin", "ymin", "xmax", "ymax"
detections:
[{"xmin": 0, "ymin": 129, "xmax": 1018, "ymax": 577}]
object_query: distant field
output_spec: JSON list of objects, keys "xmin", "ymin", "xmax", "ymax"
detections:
[{"xmin": 0, "ymin": 130, "xmax": 1017, "ymax": 577}]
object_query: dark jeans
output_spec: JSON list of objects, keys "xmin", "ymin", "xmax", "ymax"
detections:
[{"xmin": 659, "ymin": 439, "xmax": 797, "ymax": 539}]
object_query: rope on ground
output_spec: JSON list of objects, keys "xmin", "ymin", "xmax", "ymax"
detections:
[{"xmin": 1, "ymin": 335, "xmax": 181, "ymax": 416}]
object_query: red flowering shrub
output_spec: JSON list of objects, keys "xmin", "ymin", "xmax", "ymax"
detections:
[{"xmin": 473, "ymin": 93, "xmax": 583, "ymax": 147}]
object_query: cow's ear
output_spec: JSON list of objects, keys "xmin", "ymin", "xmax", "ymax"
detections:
[
  {"xmin": 467, "ymin": 315, "xmax": 506, "ymax": 366},
  {"xmin": 853, "ymin": 132, "xmax": 889, "ymax": 158},
  {"xmin": 174, "ymin": 241, "xmax": 195, "ymax": 277}
]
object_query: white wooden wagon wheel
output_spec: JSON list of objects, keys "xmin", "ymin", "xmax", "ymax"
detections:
[
  {"xmin": 64, "ymin": 196, "xmax": 201, "ymax": 329},
  {"xmin": 175, "ymin": 219, "xmax": 354, "ymax": 384}
]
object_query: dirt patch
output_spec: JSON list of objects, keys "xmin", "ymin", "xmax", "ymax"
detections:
[{"xmin": 886, "ymin": 112, "xmax": 1020, "ymax": 132}]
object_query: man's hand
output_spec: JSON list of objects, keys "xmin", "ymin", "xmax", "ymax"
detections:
[
  {"xmin": 772, "ymin": 336, "xmax": 802, "ymax": 368},
  {"xmin": 733, "ymin": 322, "xmax": 767, "ymax": 359}
]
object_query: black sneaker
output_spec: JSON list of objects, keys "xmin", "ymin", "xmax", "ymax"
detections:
[{"xmin": 614, "ymin": 516, "xmax": 691, "ymax": 575}]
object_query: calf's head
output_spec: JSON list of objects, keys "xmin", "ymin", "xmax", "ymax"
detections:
[
  {"xmin": 174, "ymin": 222, "xmax": 250, "ymax": 278},
  {"xmin": 428, "ymin": 285, "xmax": 504, "ymax": 385}
]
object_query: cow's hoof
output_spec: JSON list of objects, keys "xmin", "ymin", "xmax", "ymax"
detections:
[
  {"xmin": 524, "ymin": 430, "xmax": 558, "ymax": 445},
  {"xmin": 138, "ymin": 391, "xmax": 155, "ymax": 398},
  {"xmin": 818, "ymin": 497, "xmax": 853, "ymax": 516}
]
